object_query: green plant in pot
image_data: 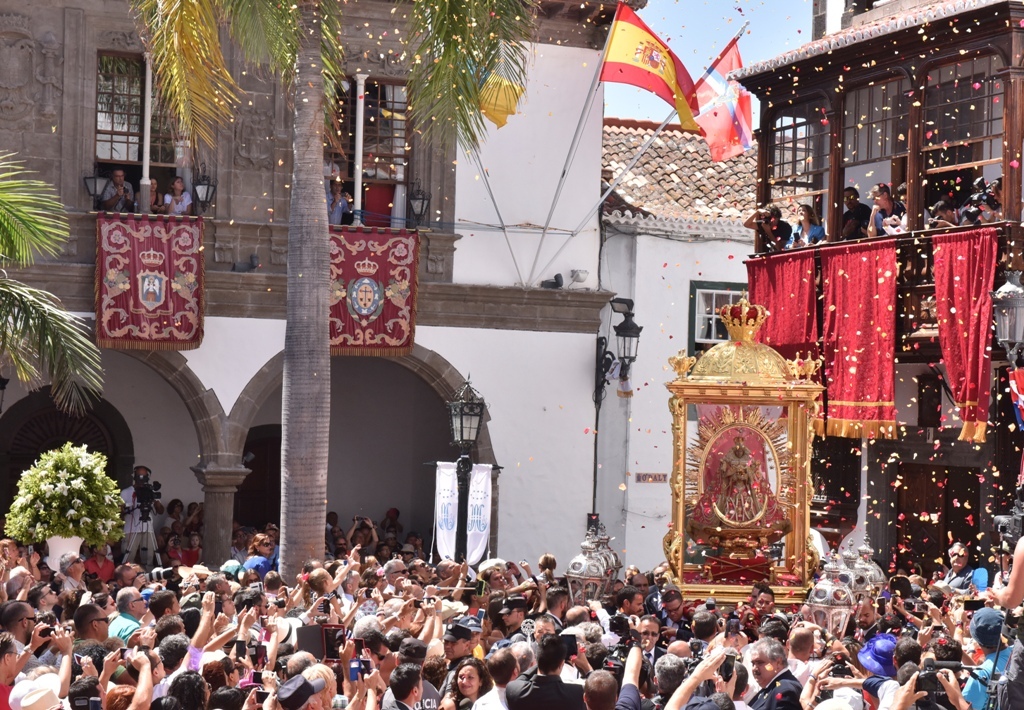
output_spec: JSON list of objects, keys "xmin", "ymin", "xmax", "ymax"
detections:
[{"xmin": 5, "ymin": 443, "xmax": 124, "ymax": 568}]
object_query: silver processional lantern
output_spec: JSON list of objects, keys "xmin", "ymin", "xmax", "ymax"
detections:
[
  {"xmin": 807, "ymin": 554, "xmax": 856, "ymax": 639},
  {"xmin": 564, "ymin": 524, "xmax": 622, "ymax": 606},
  {"xmin": 993, "ymin": 272, "xmax": 1024, "ymax": 367}
]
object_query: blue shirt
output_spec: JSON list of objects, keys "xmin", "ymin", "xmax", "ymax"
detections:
[
  {"xmin": 109, "ymin": 612, "xmax": 141, "ymax": 643},
  {"xmin": 873, "ymin": 201, "xmax": 906, "ymax": 234},
  {"xmin": 963, "ymin": 648, "xmax": 1009, "ymax": 709},
  {"xmin": 328, "ymin": 194, "xmax": 349, "ymax": 225},
  {"xmin": 243, "ymin": 555, "xmax": 273, "ymax": 579},
  {"xmin": 787, "ymin": 224, "xmax": 826, "ymax": 248}
]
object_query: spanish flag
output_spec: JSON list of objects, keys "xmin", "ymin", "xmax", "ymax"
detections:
[{"xmin": 600, "ymin": 3, "xmax": 701, "ymax": 134}]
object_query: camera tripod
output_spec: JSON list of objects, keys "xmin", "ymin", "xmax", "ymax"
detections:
[{"xmin": 122, "ymin": 507, "xmax": 161, "ymax": 569}]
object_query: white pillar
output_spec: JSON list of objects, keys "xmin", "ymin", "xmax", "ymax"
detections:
[
  {"xmin": 140, "ymin": 54, "xmax": 153, "ymax": 214},
  {"xmin": 352, "ymin": 73, "xmax": 369, "ymax": 227}
]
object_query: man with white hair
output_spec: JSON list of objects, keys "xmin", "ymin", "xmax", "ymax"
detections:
[
  {"xmin": 383, "ymin": 559, "xmax": 408, "ymax": 595},
  {"xmin": 109, "ymin": 587, "xmax": 145, "ymax": 643},
  {"xmin": 58, "ymin": 552, "xmax": 85, "ymax": 592},
  {"xmin": 749, "ymin": 638, "xmax": 801, "ymax": 710}
]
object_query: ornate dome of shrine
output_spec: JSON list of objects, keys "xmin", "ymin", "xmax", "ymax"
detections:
[{"xmin": 688, "ymin": 298, "xmax": 798, "ymax": 384}]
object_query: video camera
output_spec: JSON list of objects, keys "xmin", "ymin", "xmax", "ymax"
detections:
[
  {"xmin": 994, "ymin": 485, "xmax": 1024, "ymax": 553},
  {"xmin": 603, "ymin": 641, "xmax": 652, "ymax": 692},
  {"xmin": 961, "ymin": 177, "xmax": 1001, "ymax": 223},
  {"xmin": 130, "ymin": 466, "xmax": 162, "ymax": 523}
]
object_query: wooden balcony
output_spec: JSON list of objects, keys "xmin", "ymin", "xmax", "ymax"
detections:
[{"xmin": 749, "ymin": 221, "xmax": 1024, "ymax": 364}]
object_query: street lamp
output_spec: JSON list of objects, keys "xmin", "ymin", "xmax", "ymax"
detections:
[
  {"xmin": 83, "ymin": 173, "xmax": 111, "ymax": 209},
  {"xmin": 408, "ymin": 182, "xmax": 431, "ymax": 228},
  {"xmin": 193, "ymin": 163, "xmax": 218, "ymax": 214},
  {"xmin": 594, "ymin": 298, "xmax": 643, "ymax": 403},
  {"xmin": 446, "ymin": 380, "xmax": 486, "ymax": 562},
  {"xmin": 993, "ymin": 271, "xmax": 1024, "ymax": 366}
]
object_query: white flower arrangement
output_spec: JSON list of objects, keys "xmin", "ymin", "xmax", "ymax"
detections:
[{"xmin": 5, "ymin": 443, "xmax": 124, "ymax": 547}]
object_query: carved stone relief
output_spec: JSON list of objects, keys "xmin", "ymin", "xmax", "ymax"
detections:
[
  {"xmin": 98, "ymin": 30, "xmax": 143, "ymax": 53},
  {"xmin": 234, "ymin": 103, "xmax": 274, "ymax": 171},
  {"xmin": 343, "ymin": 45, "xmax": 409, "ymax": 77},
  {"xmin": 0, "ymin": 14, "xmax": 64, "ymax": 124}
]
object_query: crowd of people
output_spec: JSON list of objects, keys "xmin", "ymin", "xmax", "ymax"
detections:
[
  {"xmin": 0, "ymin": 500, "xmax": 1022, "ymax": 710},
  {"xmin": 747, "ymin": 177, "xmax": 1004, "ymax": 254}
]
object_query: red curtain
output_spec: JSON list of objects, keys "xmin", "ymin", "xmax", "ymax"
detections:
[
  {"xmin": 746, "ymin": 251, "xmax": 818, "ymax": 356},
  {"xmin": 932, "ymin": 228, "xmax": 998, "ymax": 442},
  {"xmin": 821, "ymin": 240, "xmax": 898, "ymax": 438}
]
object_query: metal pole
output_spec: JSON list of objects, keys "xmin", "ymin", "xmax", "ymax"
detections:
[
  {"xmin": 353, "ymin": 73, "xmax": 369, "ymax": 226},
  {"xmin": 141, "ymin": 54, "xmax": 153, "ymax": 213},
  {"xmin": 455, "ymin": 453, "xmax": 472, "ymax": 562}
]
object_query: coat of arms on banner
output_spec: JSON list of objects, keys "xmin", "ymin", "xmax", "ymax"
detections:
[
  {"xmin": 329, "ymin": 227, "xmax": 418, "ymax": 356},
  {"xmin": 96, "ymin": 213, "xmax": 204, "ymax": 350}
]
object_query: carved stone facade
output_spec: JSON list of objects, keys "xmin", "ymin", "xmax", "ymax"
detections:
[{"xmin": 0, "ymin": 13, "xmax": 63, "ymax": 125}]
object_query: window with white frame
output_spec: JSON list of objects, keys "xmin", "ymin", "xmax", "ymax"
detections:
[{"xmin": 692, "ymin": 285, "xmax": 746, "ymax": 346}]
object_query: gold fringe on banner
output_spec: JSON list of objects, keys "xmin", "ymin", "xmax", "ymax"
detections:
[
  {"xmin": 330, "ymin": 346, "xmax": 414, "ymax": 357},
  {"xmin": 958, "ymin": 420, "xmax": 987, "ymax": 444},
  {"xmin": 825, "ymin": 417, "xmax": 897, "ymax": 440}
]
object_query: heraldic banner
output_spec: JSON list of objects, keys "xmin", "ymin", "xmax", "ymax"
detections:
[
  {"xmin": 329, "ymin": 226, "xmax": 418, "ymax": 356},
  {"xmin": 433, "ymin": 462, "xmax": 492, "ymax": 565},
  {"xmin": 96, "ymin": 213, "xmax": 204, "ymax": 350}
]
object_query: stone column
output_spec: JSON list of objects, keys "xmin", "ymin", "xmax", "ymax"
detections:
[{"xmin": 191, "ymin": 464, "xmax": 251, "ymax": 565}]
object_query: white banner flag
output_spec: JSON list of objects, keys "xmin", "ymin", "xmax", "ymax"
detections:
[
  {"xmin": 434, "ymin": 462, "xmax": 458, "ymax": 561},
  {"xmin": 466, "ymin": 463, "xmax": 493, "ymax": 566},
  {"xmin": 434, "ymin": 462, "xmax": 493, "ymax": 564}
]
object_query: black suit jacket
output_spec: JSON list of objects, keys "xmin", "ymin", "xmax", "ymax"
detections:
[
  {"xmin": 750, "ymin": 669, "xmax": 802, "ymax": 710},
  {"xmin": 506, "ymin": 668, "xmax": 584, "ymax": 710}
]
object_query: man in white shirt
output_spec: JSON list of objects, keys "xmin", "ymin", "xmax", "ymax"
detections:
[{"xmin": 474, "ymin": 649, "xmax": 517, "ymax": 710}]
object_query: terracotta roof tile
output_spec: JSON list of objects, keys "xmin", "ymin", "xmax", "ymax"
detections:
[{"xmin": 602, "ymin": 118, "xmax": 757, "ymax": 220}]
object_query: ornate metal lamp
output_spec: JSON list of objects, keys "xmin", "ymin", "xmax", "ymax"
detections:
[
  {"xmin": 83, "ymin": 173, "xmax": 111, "ymax": 209},
  {"xmin": 408, "ymin": 182, "xmax": 431, "ymax": 228},
  {"xmin": 806, "ymin": 555, "xmax": 856, "ymax": 638},
  {"xmin": 564, "ymin": 524, "xmax": 622, "ymax": 606},
  {"xmin": 446, "ymin": 380, "xmax": 486, "ymax": 562},
  {"xmin": 193, "ymin": 163, "xmax": 218, "ymax": 214},
  {"xmin": 841, "ymin": 545, "xmax": 871, "ymax": 603},
  {"xmin": 994, "ymin": 272, "xmax": 1024, "ymax": 366},
  {"xmin": 856, "ymin": 535, "xmax": 887, "ymax": 595}
]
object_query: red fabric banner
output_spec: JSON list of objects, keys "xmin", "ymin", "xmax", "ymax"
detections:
[
  {"xmin": 329, "ymin": 227, "xmax": 418, "ymax": 356},
  {"xmin": 821, "ymin": 240, "xmax": 898, "ymax": 439},
  {"xmin": 96, "ymin": 213, "xmax": 204, "ymax": 350},
  {"xmin": 746, "ymin": 251, "xmax": 819, "ymax": 357},
  {"xmin": 932, "ymin": 228, "xmax": 998, "ymax": 442}
]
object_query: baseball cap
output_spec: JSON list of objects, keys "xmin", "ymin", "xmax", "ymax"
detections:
[
  {"xmin": 277, "ymin": 675, "xmax": 326, "ymax": 710},
  {"xmin": 443, "ymin": 623, "xmax": 474, "ymax": 642},
  {"xmin": 398, "ymin": 637, "xmax": 428, "ymax": 660},
  {"xmin": 457, "ymin": 616, "xmax": 483, "ymax": 632},
  {"xmin": 970, "ymin": 607, "xmax": 1005, "ymax": 649},
  {"xmin": 499, "ymin": 595, "xmax": 529, "ymax": 615},
  {"xmin": 661, "ymin": 585, "xmax": 683, "ymax": 604}
]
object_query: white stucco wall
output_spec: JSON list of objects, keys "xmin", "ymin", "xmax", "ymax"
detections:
[
  {"xmin": 454, "ymin": 43, "xmax": 603, "ymax": 289},
  {"xmin": 612, "ymin": 232, "xmax": 751, "ymax": 571}
]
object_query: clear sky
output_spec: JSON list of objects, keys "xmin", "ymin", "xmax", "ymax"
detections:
[{"xmin": 603, "ymin": 0, "xmax": 814, "ymax": 124}]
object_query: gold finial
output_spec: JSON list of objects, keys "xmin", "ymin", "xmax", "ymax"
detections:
[
  {"xmin": 669, "ymin": 351, "xmax": 697, "ymax": 380},
  {"xmin": 719, "ymin": 296, "xmax": 767, "ymax": 342},
  {"xmin": 786, "ymin": 351, "xmax": 823, "ymax": 379}
]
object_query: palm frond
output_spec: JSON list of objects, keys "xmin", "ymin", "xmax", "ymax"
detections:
[
  {"xmin": 221, "ymin": 0, "xmax": 298, "ymax": 74},
  {"xmin": 319, "ymin": 1, "xmax": 348, "ymax": 152},
  {"xmin": 0, "ymin": 153, "xmax": 69, "ymax": 266},
  {"xmin": 0, "ymin": 278, "xmax": 103, "ymax": 416},
  {"xmin": 408, "ymin": 0, "xmax": 535, "ymax": 151},
  {"xmin": 130, "ymin": 0, "xmax": 239, "ymax": 148}
]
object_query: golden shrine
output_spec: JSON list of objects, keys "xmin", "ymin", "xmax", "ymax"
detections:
[{"xmin": 664, "ymin": 298, "xmax": 822, "ymax": 604}]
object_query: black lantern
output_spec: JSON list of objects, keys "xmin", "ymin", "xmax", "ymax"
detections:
[
  {"xmin": 447, "ymin": 380, "xmax": 485, "ymax": 454},
  {"xmin": 445, "ymin": 380, "xmax": 486, "ymax": 562},
  {"xmin": 193, "ymin": 163, "xmax": 218, "ymax": 214},
  {"xmin": 994, "ymin": 272, "xmax": 1024, "ymax": 367},
  {"xmin": 409, "ymin": 182, "xmax": 431, "ymax": 228},
  {"xmin": 613, "ymin": 311, "xmax": 643, "ymax": 373},
  {"xmin": 595, "ymin": 298, "xmax": 643, "ymax": 402},
  {"xmin": 83, "ymin": 173, "xmax": 111, "ymax": 208}
]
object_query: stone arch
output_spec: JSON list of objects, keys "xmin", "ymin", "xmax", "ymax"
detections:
[
  {"xmin": 0, "ymin": 388, "xmax": 135, "ymax": 510},
  {"xmin": 228, "ymin": 344, "xmax": 501, "ymax": 550},
  {"xmin": 120, "ymin": 350, "xmax": 227, "ymax": 463},
  {"xmin": 228, "ymin": 344, "xmax": 498, "ymax": 467}
]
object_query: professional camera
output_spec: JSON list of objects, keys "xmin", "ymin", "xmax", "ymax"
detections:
[
  {"xmin": 602, "ymin": 641, "xmax": 652, "ymax": 691},
  {"xmin": 149, "ymin": 566, "xmax": 178, "ymax": 583},
  {"xmin": 131, "ymin": 466, "xmax": 162, "ymax": 523},
  {"xmin": 961, "ymin": 177, "xmax": 1001, "ymax": 223},
  {"xmin": 995, "ymin": 485, "xmax": 1024, "ymax": 552}
]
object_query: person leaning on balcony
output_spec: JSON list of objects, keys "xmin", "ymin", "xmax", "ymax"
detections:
[
  {"xmin": 744, "ymin": 205, "xmax": 792, "ymax": 253},
  {"xmin": 147, "ymin": 178, "xmax": 162, "ymax": 213},
  {"xmin": 786, "ymin": 204, "xmax": 826, "ymax": 248},
  {"xmin": 162, "ymin": 176, "xmax": 193, "ymax": 216},
  {"xmin": 99, "ymin": 169, "xmax": 135, "ymax": 213},
  {"xmin": 980, "ymin": 176, "xmax": 1004, "ymax": 223},
  {"xmin": 927, "ymin": 200, "xmax": 959, "ymax": 229},
  {"xmin": 841, "ymin": 187, "xmax": 872, "ymax": 239},
  {"xmin": 866, "ymin": 183, "xmax": 905, "ymax": 237}
]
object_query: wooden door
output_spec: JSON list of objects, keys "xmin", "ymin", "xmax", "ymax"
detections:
[{"xmin": 896, "ymin": 463, "xmax": 980, "ymax": 576}]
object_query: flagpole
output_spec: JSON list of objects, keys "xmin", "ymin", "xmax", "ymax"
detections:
[
  {"xmin": 693, "ymin": 21, "xmax": 749, "ymax": 94},
  {"xmin": 524, "ymin": 3, "xmax": 621, "ymax": 287},
  {"xmin": 470, "ymin": 148, "xmax": 525, "ymax": 284},
  {"xmin": 535, "ymin": 21, "xmax": 753, "ymax": 277}
]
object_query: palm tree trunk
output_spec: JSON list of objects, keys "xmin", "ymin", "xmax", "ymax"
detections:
[{"xmin": 280, "ymin": 0, "xmax": 329, "ymax": 578}]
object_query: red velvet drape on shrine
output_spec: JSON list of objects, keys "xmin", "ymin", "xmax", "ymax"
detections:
[
  {"xmin": 746, "ymin": 250, "xmax": 819, "ymax": 357},
  {"xmin": 821, "ymin": 239, "xmax": 898, "ymax": 438},
  {"xmin": 932, "ymin": 228, "xmax": 998, "ymax": 443}
]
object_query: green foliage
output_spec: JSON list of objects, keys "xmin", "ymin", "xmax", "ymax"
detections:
[
  {"xmin": 5, "ymin": 443, "xmax": 124, "ymax": 547},
  {"xmin": 407, "ymin": 0, "xmax": 535, "ymax": 150},
  {"xmin": 0, "ymin": 153, "xmax": 69, "ymax": 266}
]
